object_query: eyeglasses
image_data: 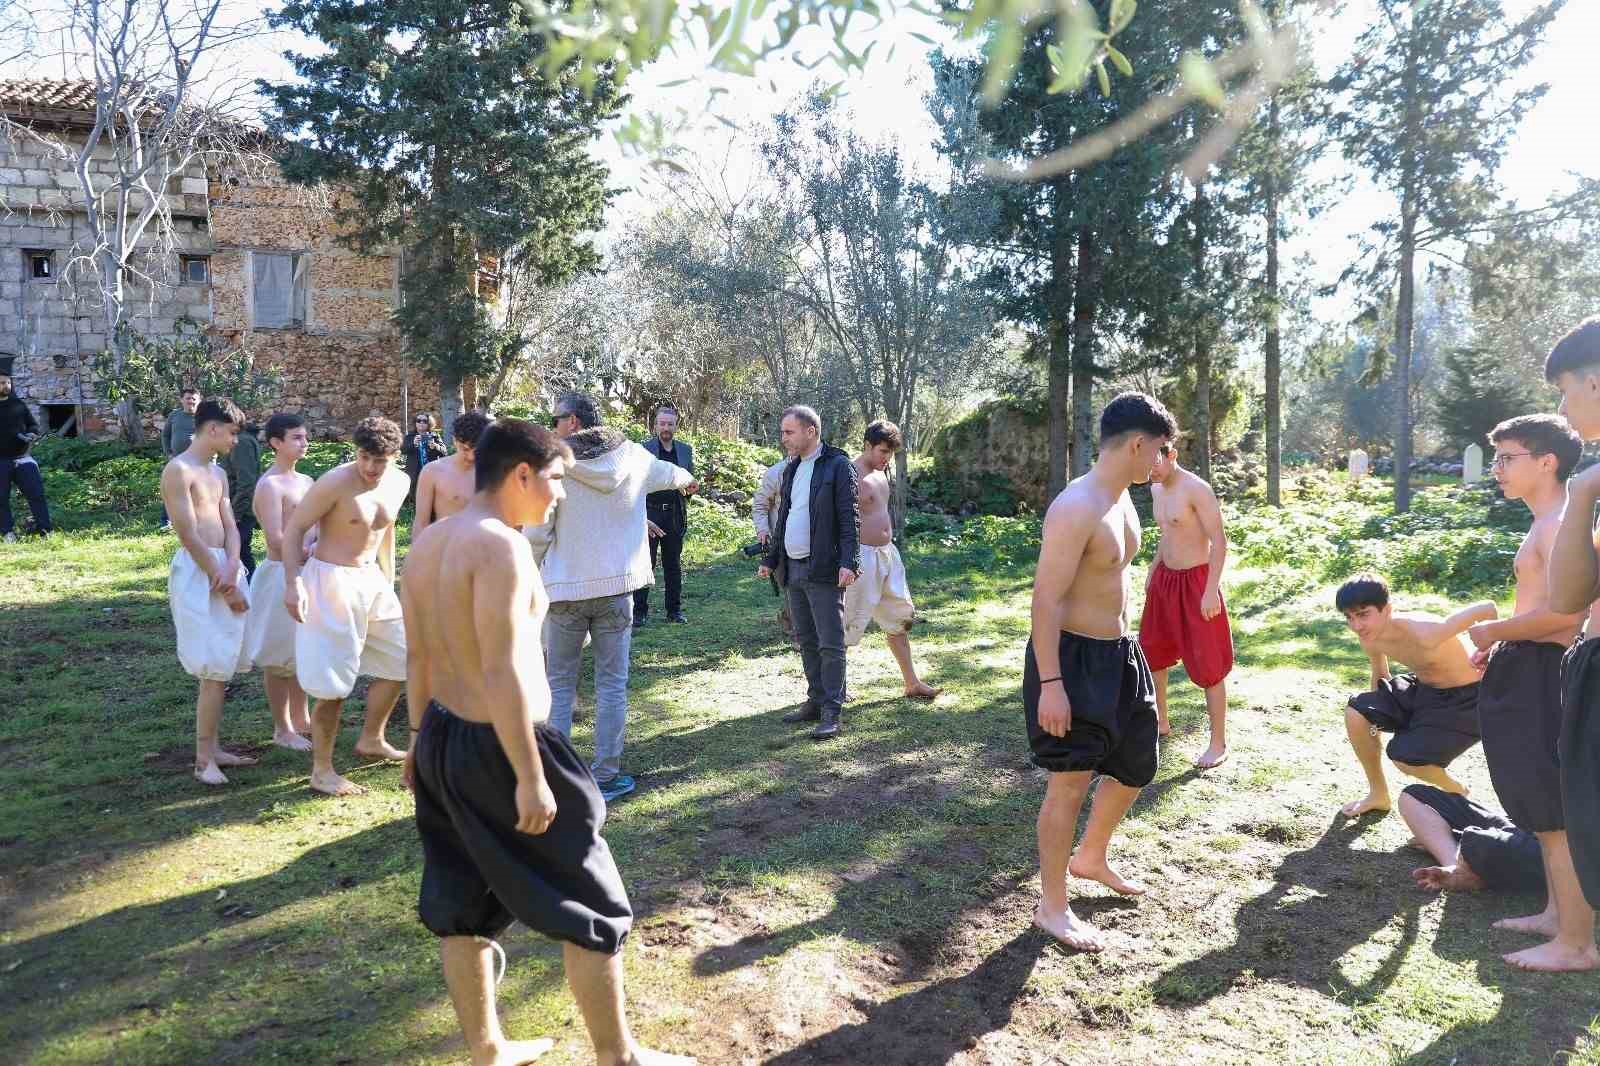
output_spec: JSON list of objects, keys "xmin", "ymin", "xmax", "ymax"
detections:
[
  {"xmin": 1158, "ymin": 443, "xmax": 1175, "ymax": 457},
  {"xmin": 1490, "ymin": 452, "xmax": 1533, "ymax": 469},
  {"xmin": 415, "ymin": 418, "xmax": 429, "ymax": 424},
  {"xmin": 551, "ymin": 412, "xmax": 570, "ymax": 427}
]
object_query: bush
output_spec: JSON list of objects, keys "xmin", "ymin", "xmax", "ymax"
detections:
[
  {"xmin": 683, "ymin": 495, "xmax": 753, "ymax": 565},
  {"xmin": 302, "ymin": 442, "xmax": 352, "ymax": 479},
  {"xmin": 83, "ymin": 455, "xmax": 164, "ymax": 517},
  {"xmin": 29, "ymin": 436, "xmax": 153, "ymax": 473},
  {"xmin": 910, "ymin": 467, "xmax": 1022, "ymax": 516}
]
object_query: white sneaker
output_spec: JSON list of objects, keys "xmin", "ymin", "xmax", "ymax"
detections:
[{"xmin": 3, "ymin": 532, "xmax": 16, "ymax": 543}]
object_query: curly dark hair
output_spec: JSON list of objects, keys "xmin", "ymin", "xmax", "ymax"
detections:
[
  {"xmin": 452, "ymin": 409, "xmax": 492, "ymax": 448},
  {"xmin": 352, "ymin": 415, "xmax": 403, "ymax": 457},
  {"xmin": 864, "ymin": 419, "xmax": 904, "ymax": 450}
]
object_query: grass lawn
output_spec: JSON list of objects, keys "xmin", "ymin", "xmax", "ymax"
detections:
[{"xmin": 3, "ymin": 515, "xmax": 1599, "ymax": 1065}]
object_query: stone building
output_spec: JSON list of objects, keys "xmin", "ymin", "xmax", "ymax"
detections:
[{"xmin": 0, "ymin": 79, "xmax": 438, "ymax": 440}]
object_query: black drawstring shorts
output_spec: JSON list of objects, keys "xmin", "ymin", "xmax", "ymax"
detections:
[{"xmin": 1023, "ymin": 632, "xmax": 1159, "ymax": 788}]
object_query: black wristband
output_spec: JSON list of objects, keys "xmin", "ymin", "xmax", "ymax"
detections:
[{"xmin": 1037, "ymin": 676, "xmax": 1063, "ymax": 685}]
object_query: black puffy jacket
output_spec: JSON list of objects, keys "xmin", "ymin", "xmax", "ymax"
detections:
[{"xmin": 762, "ymin": 444, "xmax": 860, "ymax": 585}]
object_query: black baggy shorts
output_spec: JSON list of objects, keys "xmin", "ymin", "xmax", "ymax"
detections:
[
  {"xmin": 1560, "ymin": 637, "xmax": 1600, "ymax": 908},
  {"xmin": 1349, "ymin": 673, "xmax": 1480, "ymax": 768},
  {"xmin": 1024, "ymin": 632, "xmax": 1159, "ymax": 788},
  {"xmin": 412, "ymin": 701, "xmax": 633, "ymax": 955},
  {"xmin": 1403, "ymin": 784, "xmax": 1545, "ymax": 894},
  {"xmin": 1479, "ymin": 640, "xmax": 1566, "ymax": 833}
]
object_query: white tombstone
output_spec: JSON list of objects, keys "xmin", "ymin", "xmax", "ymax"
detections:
[
  {"xmin": 1463, "ymin": 442, "xmax": 1484, "ymax": 484},
  {"xmin": 1348, "ymin": 448, "xmax": 1369, "ymax": 480}
]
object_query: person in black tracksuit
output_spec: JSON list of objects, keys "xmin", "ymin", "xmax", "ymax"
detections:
[
  {"xmin": 0, "ymin": 355, "xmax": 52, "ymax": 541},
  {"xmin": 634, "ymin": 405, "xmax": 694, "ymax": 626},
  {"xmin": 758, "ymin": 405, "xmax": 859, "ymax": 739}
]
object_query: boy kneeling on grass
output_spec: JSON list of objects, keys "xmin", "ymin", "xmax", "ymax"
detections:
[{"xmin": 1335, "ymin": 575, "xmax": 1494, "ymax": 818}]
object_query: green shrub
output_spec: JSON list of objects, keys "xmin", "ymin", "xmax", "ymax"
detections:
[
  {"xmin": 911, "ymin": 468, "xmax": 1022, "ymax": 516},
  {"xmin": 683, "ymin": 495, "xmax": 753, "ymax": 565},
  {"xmin": 302, "ymin": 442, "xmax": 352, "ymax": 479},
  {"xmin": 29, "ymin": 436, "xmax": 152, "ymax": 472},
  {"xmin": 83, "ymin": 455, "xmax": 164, "ymax": 517}
]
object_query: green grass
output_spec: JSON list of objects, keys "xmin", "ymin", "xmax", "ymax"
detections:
[{"xmin": 2, "ymin": 490, "xmax": 1599, "ymax": 1064}]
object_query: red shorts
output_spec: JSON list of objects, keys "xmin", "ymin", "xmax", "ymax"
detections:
[{"xmin": 1138, "ymin": 560, "xmax": 1234, "ymax": 689}]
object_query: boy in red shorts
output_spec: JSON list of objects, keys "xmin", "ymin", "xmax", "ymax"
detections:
[{"xmin": 1138, "ymin": 440, "xmax": 1234, "ymax": 768}]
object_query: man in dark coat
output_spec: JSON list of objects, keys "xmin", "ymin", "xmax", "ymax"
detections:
[
  {"xmin": 634, "ymin": 404, "xmax": 695, "ymax": 626},
  {"xmin": 758, "ymin": 404, "xmax": 860, "ymax": 739},
  {"xmin": 0, "ymin": 354, "xmax": 52, "ymax": 542}
]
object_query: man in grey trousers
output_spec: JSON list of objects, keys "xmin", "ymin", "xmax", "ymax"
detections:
[
  {"xmin": 758, "ymin": 405, "xmax": 860, "ymax": 739},
  {"xmin": 527, "ymin": 392, "xmax": 697, "ymax": 802}
]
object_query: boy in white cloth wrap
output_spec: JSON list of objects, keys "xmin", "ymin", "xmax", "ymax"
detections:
[
  {"xmin": 160, "ymin": 396, "xmax": 254, "ymax": 786},
  {"xmin": 246, "ymin": 412, "xmax": 316, "ymax": 751},
  {"xmin": 845, "ymin": 420, "xmax": 940, "ymax": 700},
  {"xmin": 283, "ymin": 416, "xmax": 411, "ymax": 796}
]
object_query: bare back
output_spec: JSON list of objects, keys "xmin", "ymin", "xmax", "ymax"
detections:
[
  {"xmin": 1151, "ymin": 468, "xmax": 1217, "ymax": 570},
  {"xmin": 1039, "ymin": 476, "xmax": 1141, "ymax": 639},
  {"xmin": 1364, "ymin": 614, "xmax": 1481, "ymax": 689},
  {"xmin": 855, "ymin": 463, "xmax": 893, "ymax": 547},
  {"xmin": 402, "ymin": 512, "xmax": 548, "ymax": 725},
  {"xmin": 313, "ymin": 464, "xmax": 410, "ymax": 566},
  {"xmin": 162, "ymin": 454, "xmax": 230, "ymax": 551},
  {"xmin": 253, "ymin": 469, "xmax": 313, "ymax": 563}
]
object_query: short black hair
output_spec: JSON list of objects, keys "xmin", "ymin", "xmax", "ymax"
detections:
[
  {"xmin": 475, "ymin": 419, "xmax": 574, "ymax": 492},
  {"xmin": 352, "ymin": 415, "xmax": 403, "ymax": 456},
  {"xmin": 864, "ymin": 419, "xmax": 904, "ymax": 450},
  {"xmin": 555, "ymin": 391, "xmax": 601, "ymax": 429},
  {"xmin": 264, "ymin": 412, "xmax": 306, "ymax": 446},
  {"xmin": 1490, "ymin": 413, "xmax": 1583, "ymax": 481},
  {"xmin": 1336, "ymin": 574, "xmax": 1390, "ymax": 612},
  {"xmin": 452, "ymin": 409, "xmax": 491, "ymax": 447},
  {"xmin": 1546, "ymin": 317, "xmax": 1600, "ymax": 382},
  {"xmin": 180, "ymin": 385, "xmax": 200, "ymax": 397},
  {"xmin": 194, "ymin": 396, "xmax": 244, "ymax": 431},
  {"xmin": 1099, "ymin": 391, "xmax": 1177, "ymax": 445}
]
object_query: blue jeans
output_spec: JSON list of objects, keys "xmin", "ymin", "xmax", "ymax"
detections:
[
  {"xmin": 0, "ymin": 458, "xmax": 52, "ymax": 535},
  {"xmin": 545, "ymin": 593, "xmax": 634, "ymax": 783}
]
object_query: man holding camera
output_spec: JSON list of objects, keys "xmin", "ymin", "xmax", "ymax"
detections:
[{"xmin": 0, "ymin": 355, "xmax": 53, "ymax": 543}]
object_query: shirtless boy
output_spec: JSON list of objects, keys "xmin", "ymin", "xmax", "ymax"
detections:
[
  {"xmin": 401, "ymin": 418, "xmax": 693, "ymax": 1066},
  {"xmin": 1028, "ymin": 392, "xmax": 1174, "ymax": 952},
  {"xmin": 160, "ymin": 396, "xmax": 255, "ymax": 786},
  {"xmin": 1335, "ymin": 574, "xmax": 1493, "ymax": 818},
  {"xmin": 283, "ymin": 416, "xmax": 411, "ymax": 796},
  {"xmin": 245, "ymin": 412, "xmax": 316, "ymax": 751},
  {"xmin": 1139, "ymin": 439, "xmax": 1234, "ymax": 768},
  {"xmin": 1454, "ymin": 413, "xmax": 1597, "ymax": 969},
  {"xmin": 414, "ymin": 409, "xmax": 490, "ymax": 535},
  {"xmin": 845, "ymin": 420, "xmax": 939, "ymax": 700}
]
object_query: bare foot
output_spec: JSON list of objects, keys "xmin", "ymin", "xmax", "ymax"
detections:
[
  {"xmin": 1494, "ymin": 912, "xmax": 1560, "ymax": 938},
  {"xmin": 1033, "ymin": 902, "xmax": 1106, "ymax": 952},
  {"xmin": 213, "ymin": 749, "xmax": 257, "ymax": 767},
  {"xmin": 1412, "ymin": 865, "xmax": 1485, "ymax": 892},
  {"xmin": 195, "ymin": 763, "xmax": 229, "ymax": 786},
  {"xmin": 353, "ymin": 738, "xmax": 406, "ymax": 761},
  {"xmin": 310, "ymin": 769, "xmax": 366, "ymax": 797},
  {"xmin": 272, "ymin": 730, "xmax": 313, "ymax": 752},
  {"xmin": 1157, "ymin": 718, "xmax": 1172, "ymax": 737},
  {"xmin": 1340, "ymin": 792, "xmax": 1390, "ymax": 818},
  {"xmin": 290, "ymin": 716, "xmax": 313, "ymax": 734},
  {"xmin": 1504, "ymin": 939, "xmax": 1600, "ymax": 972},
  {"xmin": 1068, "ymin": 853, "xmax": 1147, "ymax": 896},
  {"xmin": 1195, "ymin": 744, "xmax": 1229, "ymax": 770},
  {"xmin": 904, "ymin": 681, "xmax": 942, "ymax": 701},
  {"xmin": 474, "ymin": 1037, "xmax": 554, "ymax": 1065}
]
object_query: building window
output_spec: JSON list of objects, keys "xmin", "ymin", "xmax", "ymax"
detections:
[
  {"xmin": 252, "ymin": 252, "xmax": 307, "ymax": 328},
  {"xmin": 26, "ymin": 250, "xmax": 54, "ymax": 279},
  {"xmin": 180, "ymin": 255, "xmax": 210, "ymax": 284}
]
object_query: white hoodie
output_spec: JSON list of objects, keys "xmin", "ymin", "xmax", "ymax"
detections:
[{"xmin": 525, "ymin": 427, "xmax": 695, "ymax": 602}]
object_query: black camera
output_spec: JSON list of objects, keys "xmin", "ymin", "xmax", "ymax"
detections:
[{"xmin": 741, "ymin": 541, "xmax": 766, "ymax": 558}]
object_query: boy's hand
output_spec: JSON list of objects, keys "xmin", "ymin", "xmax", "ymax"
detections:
[
  {"xmin": 1470, "ymin": 645, "xmax": 1493, "ymax": 671},
  {"xmin": 1467, "ymin": 622, "xmax": 1496, "ymax": 651}
]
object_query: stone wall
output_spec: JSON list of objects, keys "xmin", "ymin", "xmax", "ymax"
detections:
[
  {"xmin": 1, "ymin": 124, "xmax": 435, "ymax": 441},
  {"xmin": 927, "ymin": 398, "xmax": 1051, "ymax": 511}
]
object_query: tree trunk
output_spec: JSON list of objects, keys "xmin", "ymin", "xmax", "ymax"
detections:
[
  {"xmin": 439, "ymin": 370, "xmax": 464, "ymax": 447},
  {"xmin": 1047, "ymin": 213, "xmax": 1074, "ymax": 497},
  {"xmin": 1069, "ymin": 228, "xmax": 1101, "ymax": 478},
  {"xmin": 1264, "ymin": 92, "xmax": 1282, "ymax": 507},
  {"xmin": 1191, "ymin": 183, "xmax": 1212, "ymax": 482},
  {"xmin": 892, "ymin": 447, "xmax": 909, "ymax": 546},
  {"xmin": 1394, "ymin": 41, "xmax": 1421, "ymax": 514}
]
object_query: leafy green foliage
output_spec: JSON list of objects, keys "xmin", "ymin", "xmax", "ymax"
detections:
[
  {"xmin": 91, "ymin": 321, "xmax": 282, "ymax": 419},
  {"xmin": 27, "ymin": 435, "xmax": 151, "ymax": 473}
]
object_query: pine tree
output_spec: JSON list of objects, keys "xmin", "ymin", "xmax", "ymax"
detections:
[{"xmin": 260, "ymin": 0, "xmax": 621, "ymax": 430}]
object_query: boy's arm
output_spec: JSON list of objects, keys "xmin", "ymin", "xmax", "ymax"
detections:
[
  {"xmin": 255, "ymin": 479, "xmax": 285, "ymax": 557},
  {"xmin": 1470, "ymin": 607, "xmax": 1586, "ymax": 646},
  {"xmin": 1368, "ymin": 647, "xmax": 1390, "ymax": 689},
  {"xmin": 1197, "ymin": 484, "xmax": 1228, "ymax": 618},
  {"xmin": 1030, "ymin": 497, "xmax": 1094, "ymax": 737},
  {"xmin": 281, "ymin": 474, "xmax": 340, "ymax": 620},
  {"xmin": 381, "ymin": 521, "xmax": 397, "ymax": 584},
  {"xmin": 218, "ymin": 469, "xmax": 241, "ymax": 571},
  {"xmin": 163, "ymin": 463, "xmax": 220, "ymax": 583},
  {"xmin": 1406, "ymin": 601, "xmax": 1498, "ymax": 647},
  {"xmin": 476, "ymin": 535, "xmax": 555, "ymax": 834},
  {"xmin": 414, "ymin": 466, "xmax": 437, "ymax": 534},
  {"xmin": 1550, "ymin": 471, "xmax": 1600, "ymax": 613},
  {"xmin": 398, "ymin": 546, "xmax": 431, "ymax": 792}
]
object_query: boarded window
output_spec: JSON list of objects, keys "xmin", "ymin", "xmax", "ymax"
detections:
[{"xmin": 252, "ymin": 252, "xmax": 307, "ymax": 328}]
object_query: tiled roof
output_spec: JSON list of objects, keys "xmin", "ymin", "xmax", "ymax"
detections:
[{"xmin": 0, "ymin": 79, "xmax": 99, "ymax": 114}]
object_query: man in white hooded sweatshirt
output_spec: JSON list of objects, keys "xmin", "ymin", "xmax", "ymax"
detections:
[{"xmin": 528, "ymin": 392, "xmax": 697, "ymax": 802}]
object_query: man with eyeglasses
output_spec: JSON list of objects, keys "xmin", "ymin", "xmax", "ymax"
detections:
[
  {"xmin": 1138, "ymin": 436, "xmax": 1235, "ymax": 769},
  {"xmin": 1461, "ymin": 413, "xmax": 1595, "ymax": 973}
]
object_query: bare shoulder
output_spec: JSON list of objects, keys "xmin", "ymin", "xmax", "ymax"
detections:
[
  {"xmin": 1045, "ymin": 480, "xmax": 1100, "ymax": 530},
  {"xmin": 1181, "ymin": 469, "xmax": 1219, "ymax": 505},
  {"xmin": 416, "ymin": 462, "xmax": 439, "ymax": 486}
]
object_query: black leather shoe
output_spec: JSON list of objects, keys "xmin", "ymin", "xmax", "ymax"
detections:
[
  {"xmin": 669, "ymin": 611, "xmax": 688, "ymax": 624},
  {"xmin": 632, "ymin": 613, "xmax": 647, "ymax": 628},
  {"xmin": 811, "ymin": 708, "xmax": 841, "ymax": 740},
  {"xmin": 782, "ymin": 702, "xmax": 822, "ymax": 724}
]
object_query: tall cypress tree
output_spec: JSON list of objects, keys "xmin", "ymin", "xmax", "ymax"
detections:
[
  {"xmin": 1328, "ymin": 0, "xmax": 1562, "ymax": 513},
  {"xmin": 261, "ymin": 0, "xmax": 621, "ymax": 430}
]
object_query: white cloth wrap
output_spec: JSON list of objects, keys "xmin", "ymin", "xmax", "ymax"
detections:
[
  {"xmin": 843, "ymin": 542, "xmax": 916, "ymax": 646},
  {"xmin": 243, "ymin": 559, "xmax": 297, "ymax": 677},
  {"xmin": 294, "ymin": 556, "xmax": 408, "ymax": 701},
  {"xmin": 168, "ymin": 546, "xmax": 249, "ymax": 682}
]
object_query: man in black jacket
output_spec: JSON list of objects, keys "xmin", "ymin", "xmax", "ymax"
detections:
[
  {"xmin": 759, "ymin": 405, "xmax": 860, "ymax": 739},
  {"xmin": 634, "ymin": 404, "xmax": 694, "ymax": 626},
  {"xmin": 0, "ymin": 355, "xmax": 53, "ymax": 542}
]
